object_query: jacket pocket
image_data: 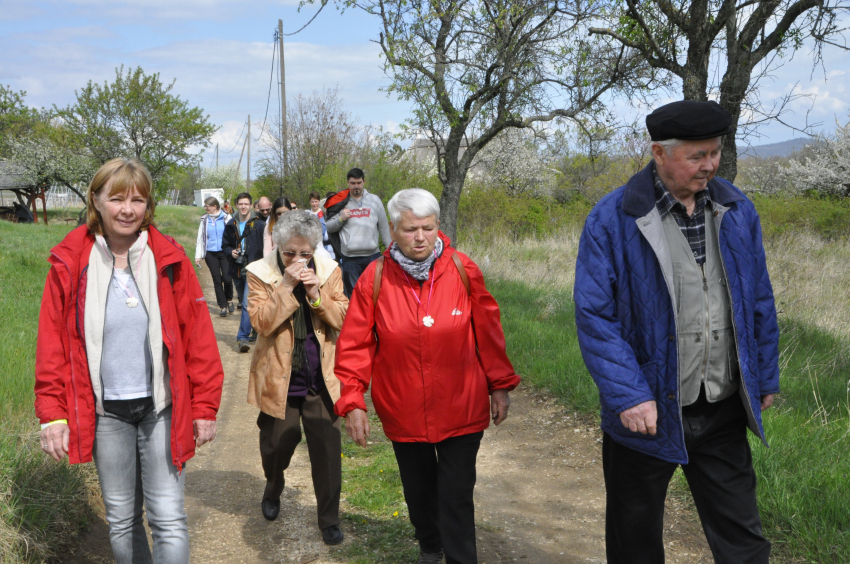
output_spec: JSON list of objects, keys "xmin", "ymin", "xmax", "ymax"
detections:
[{"xmin": 609, "ymin": 360, "xmax": 660, "ymax": 441}]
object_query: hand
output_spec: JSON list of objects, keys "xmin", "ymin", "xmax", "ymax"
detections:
[
  {"xmin": 760, "ymin": 394, "xmax": 775, "ymax": 411},
  {"xmin": 40, "ymin": 423, "xmax": 70, "ymax": 461},
  {"xmin": 344, "ymin": 409, "xmax": 370, "ymax": 447},
  {"xmin": 282, "ymin": 260, "xmax": 307, "ymax": 290},
  {"xmin": 300, "ymin": 267, "xmax": 321, "ymax": 302},
  {"xmin": 195, "ymin": 258, "xmax": 202, "ymax": 267},
  {"xmin": 491, "ymin": 390, "xmax": 511, "ymax": 426},
  {"xmin": 619, "ymin": 400, "xmax": 658, "ymax": 435},
  {"xmin": 231, "ymin": 249, "xmax": 239, "ymax": 259},
  {"xmin": 340, "ymin": 209, "xmax": 351, "ymax": 221},
  {"xmin": 193, "ymin": 419, "xmax": 217, "ymax": 447}
]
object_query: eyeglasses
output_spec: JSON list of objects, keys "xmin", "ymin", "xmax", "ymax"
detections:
[
  {"xmin": 281, "ymin": 251, "xmax": 313, "ymax": 260},
  {"xmin": 259, "ymin": 208, "xmax": 272, "ymax": 213}
]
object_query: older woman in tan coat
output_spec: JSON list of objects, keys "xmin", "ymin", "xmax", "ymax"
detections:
[{"xmin": 245, "ymin": 211, "xmax": 348, "ymax": 545}]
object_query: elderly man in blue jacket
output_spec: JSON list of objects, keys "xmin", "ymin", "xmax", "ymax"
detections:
[{"xmin": 574, "ymin": 100, "xmax": 779, "ymax": 564}]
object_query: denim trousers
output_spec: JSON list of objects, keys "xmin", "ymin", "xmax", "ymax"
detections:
[
  {"xmin": 92, "ymin": 405, "xmax": 188, "ymax": 564},
  {"xmin": 234, "ymin": 276, "xmax": 253, "ymax": 341},
  {"xmin": 340, "ymin": 252, "xmax": 381, "ymax": 298}
]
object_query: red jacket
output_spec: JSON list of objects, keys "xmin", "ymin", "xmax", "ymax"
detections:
[
  {"xmin": 333, "ymin": 233, "xmax": 520, "ymax": 443},
  {"xmin": 34, "ymin": 225, "xmax": 224, "ymax": 469}
]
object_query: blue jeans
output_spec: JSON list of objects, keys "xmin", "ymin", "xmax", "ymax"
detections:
[
  {"xmin": 92, "ymin": 405, "xmax": 188, "ymax": 564},
  {"xmin": 340, "ymin": 252, "xmax": 382, "ymax": 298},
  {"xmin": 234, "ymin": 276, "xmax": 253, "ymax": 341}
]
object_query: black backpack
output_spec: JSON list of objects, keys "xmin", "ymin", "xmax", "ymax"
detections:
[{"xmin": 323, "ymin": 189, "xmax": 350, "ymax": 259}]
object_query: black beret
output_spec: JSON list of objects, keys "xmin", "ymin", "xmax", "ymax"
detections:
[{"xmin": 646, "ymin": 100, "xmax": 734, "ymax": 141}]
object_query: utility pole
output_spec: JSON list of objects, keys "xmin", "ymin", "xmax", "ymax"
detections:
[
  {"xmin": 215, "ymin": 143, "xmax": 219, "ymax": 170},
  {"xmin": 278, "ymin": 19, "xmax": 287, "ymax": 198},
  {"xmin": 247, "ymin": 115, "xmax": 251, "ymax": 191}
]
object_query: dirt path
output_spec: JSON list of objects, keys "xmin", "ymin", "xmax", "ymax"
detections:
[{"xmin": 58, "ymin": 268, "xmax": 712, "ymax": 564}]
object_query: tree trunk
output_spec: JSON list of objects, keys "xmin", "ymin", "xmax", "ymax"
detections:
[
  {"xmin": 719, "ymin": 133, "xmax": 738, "ymax": 182},
  {"xmin": 717, "ymin": 56, "xmax": 753, "ymax": 182},
  {"xmin": 438, "ymin": 156, "xmax": 467, "ymax": 244}
]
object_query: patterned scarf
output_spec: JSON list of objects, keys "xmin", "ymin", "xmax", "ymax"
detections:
[
  {"xmin": 389, "ymin": 238, "xmax": 444, "ymax": 281},
  {"xmin": 277, "ymin": 252, "xmax": 309, "ymax": 373}
]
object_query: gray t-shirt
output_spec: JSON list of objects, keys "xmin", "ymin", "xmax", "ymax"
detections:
[{"xmin": 101, "ymin": 267, "xmax": 153, "ymax": 400}]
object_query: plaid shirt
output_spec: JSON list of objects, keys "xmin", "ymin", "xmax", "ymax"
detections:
[{"xmin": 653, "ymin": 166, "xmax": 710, "ymax": 266}]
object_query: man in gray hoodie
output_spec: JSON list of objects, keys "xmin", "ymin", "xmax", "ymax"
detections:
[{"xmin": 325, "ymin": 168, "xmax": 392, "ymax": 297}]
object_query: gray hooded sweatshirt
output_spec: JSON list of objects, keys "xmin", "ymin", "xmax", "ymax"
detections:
[{"xmin": 325, "ymin": 189, "xmax": 392, "ymax": 257}]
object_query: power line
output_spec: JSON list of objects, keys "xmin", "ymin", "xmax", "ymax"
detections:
[
  {"xmin": 222, "ymin": 117, "xmax": 248, "ymax": 153},
  {"xmin": 255, "ymin": 39, "xmax": 277, "ymax": 141},
  {"xmin": 282, "ymin": 0, "xmax": 328, "ymax": 36}
]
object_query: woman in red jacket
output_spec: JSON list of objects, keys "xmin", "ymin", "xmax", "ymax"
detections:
[
  {"xmin": 35, "ymin": 158, "xmax": 224, "ymax": 564},
  {"xmin": 334, "ymin": 188, "xmax": 520, "ymax": 564}
]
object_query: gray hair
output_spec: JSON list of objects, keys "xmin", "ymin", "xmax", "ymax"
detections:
[
  {"xmin": 387, "ymin": 188, "xmax": 440, "ymax": 225},
  {"xmin": 272, "ymin": 211, "xmax": 322, "ymax": 249},
  {"xmin": 651, "ymin": 138, "xmax": 684, "ymax": 155}
]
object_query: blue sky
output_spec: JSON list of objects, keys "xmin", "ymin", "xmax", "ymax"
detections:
[{"xmin": 1, "ymin": 0, "xmax": 848, "ymax": 174}]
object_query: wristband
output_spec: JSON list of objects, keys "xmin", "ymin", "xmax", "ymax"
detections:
[
  {"xmin": 310, "ymin": 295, "xmax": 321, "ymax": 308},
  {"xmin": 41, "ymin": 419, "xmax": 68, "ymax": 430}
]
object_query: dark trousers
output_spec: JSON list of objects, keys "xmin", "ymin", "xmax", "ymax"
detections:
[
  {"xmin": 340, "ymin": 252, "xmax": 381, "ymax": 298},
  {"xmin": 392, "ymin": 432, "xmax": 483, "ymax": 564},
  {"xmin": 204, "ymin": 251, "xmax": 233, "ymax": 308},
  {"xmin": 257, "ymin": 388, "xmax": 341, "ymax": 530},
  {"xmin": 604, "ymin": 392, "xmax": 771, "ymax": 564}
]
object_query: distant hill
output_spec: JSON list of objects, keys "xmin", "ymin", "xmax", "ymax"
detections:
[{"xmin": 738, "ymin": 138, "xmax": 814, "ymax": 159}]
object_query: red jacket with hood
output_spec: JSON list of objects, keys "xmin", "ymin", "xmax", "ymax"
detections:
[
  {"xmin": 333, "ymin": 232, "xmax": 520, "ymax": 443},
  {"xmin": 34, "ymin": 225, "xmax": 224, "ymax": 469}
]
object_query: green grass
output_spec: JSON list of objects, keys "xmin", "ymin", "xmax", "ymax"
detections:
[
  {"xmin": 485, "ymin": 278, "xmax": 850, "ymax": 562},
  {"xmin": 0, "ymin": 205, "xmax": 203, "ymax": 563}
]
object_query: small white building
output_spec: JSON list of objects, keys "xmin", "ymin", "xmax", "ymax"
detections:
[{"xmin": 193, "ymin": 189, "xmax": 225, "ymax": 208}]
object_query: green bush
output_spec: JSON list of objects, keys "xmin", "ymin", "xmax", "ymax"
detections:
[{"xmin": 752, "ymin": 194, "xmax": 850, "ymax": 240}]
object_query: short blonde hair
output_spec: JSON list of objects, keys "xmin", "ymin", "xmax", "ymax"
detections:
[{"xmin": 86, "ymin": 158, "xmax": 155, "ymax": 235}]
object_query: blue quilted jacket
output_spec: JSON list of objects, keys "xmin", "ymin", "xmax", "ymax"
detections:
[{"xmin": 574, "ymin": 163, "xmax": 780, "ymax": 464}]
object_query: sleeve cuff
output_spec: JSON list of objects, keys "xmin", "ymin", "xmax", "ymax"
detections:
[{"xmin": 40, "ymin": 419, "xmax": 68, "ymax": 430}]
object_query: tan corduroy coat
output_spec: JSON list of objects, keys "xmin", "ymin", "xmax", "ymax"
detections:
[{"xmin": 245, "ymin": 250, "xmax": 348, "ymax": 419}]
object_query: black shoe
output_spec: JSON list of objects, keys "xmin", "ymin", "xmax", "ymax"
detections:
[
  {"xmin": 219, "ymin": 308, "xmax": 227, "ymax": 317},
  {"xmin": 261, "ymin": 497, "xmax": 280, "ymax": 521},
  {"xmin": 228, "ymin": 301, "xmax": 235, "ymax": 313},
  {"xmin": 321, "ymin": 524, "xmax": 344, "ymax": 545},
  {"xmin": 248, "ymin": 329, "xmax": 258, "ymax": 343},
  {"xmin": 236, "ymin": 302, "xmax": 243, "ymax": 310},
  {"xmin": 238, "ymin": 340, "xmax": 250, "ymax": 353},
  {"xmin": 417, "ymin": 550, "xmax": 443, "ymax": 564}
]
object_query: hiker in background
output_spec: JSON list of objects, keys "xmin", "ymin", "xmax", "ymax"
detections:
[
  {"xmin": 308, "ymin": 190, "xmax": 335, "ymax": 261},
  {"xmin": 574, "ymin": 100, "xmax": 779, "ymax": 563},
  {"xmin": 195, "ymin": 196, "xmax": 234, "ymax": 316},
  {"xmin": 36, "ymin": 157, "xmax": 224, "ymax": 564},
  {"xmin": 325, "ymin": 168, "xmax": 392, "ymax": 298},
  {"xmin": 257, "ymin": 196, "xmax": 272, "ymax": 223},
  {"xmin": 245, "ymin": 212, "xmax": 348, "ymax": 546},
  {"xmin": 334, "ymin": 188, "xmax": 520, "ymax": 564},
  {"xmin": 223, "ymin": 200, "xmax": 233, "ymax": 215},
  {"xmin": 223, "ymin": 192, "xmax": 265, "ymax": 353},
  {"xmin": 263, "ymin": 196, "xmax": 292, "ymax": 257}
]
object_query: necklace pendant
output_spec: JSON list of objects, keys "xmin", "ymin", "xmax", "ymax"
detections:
[
  {"xmin": 423, "ymin": 315, "xmax": 434, "ymax": 327},
  {"xmin": 126, "ymin": 297, "xmax": 139, "ymax": 308}
]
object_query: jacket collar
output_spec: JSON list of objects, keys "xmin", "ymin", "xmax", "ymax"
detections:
[
  {"xmin": 382, "ymin": 231, "xmax": 456, "ymax": 280},
  {"xmin": 246, "ymin": 247, "xmax": 337, "ymax": 287},
  {"xmin": 622, "ymin": 161, "xmax": 744, "ymax": 217}
]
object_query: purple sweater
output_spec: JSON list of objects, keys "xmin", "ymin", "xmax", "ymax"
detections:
[{"xmin": 287, "ymin": 293, "xmax": 323, "ymax": 396}]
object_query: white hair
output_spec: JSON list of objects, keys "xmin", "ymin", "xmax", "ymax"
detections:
[
  {"xmin": 387, "ymin": 188, "xmax": 441, "ymax": 225},
  {"xmin": 272, "ymin": 211, "xmax": 322, "ymax": 249},
  {"xmin": 651, "ymin": 138, "xmax": 684, "ymax": 154}
]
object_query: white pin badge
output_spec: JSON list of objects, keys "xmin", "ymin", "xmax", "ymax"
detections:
[
  {"xmin": 126, "ymin": 297, "xmax": 139, "ymax": 308},
  {"xmin": 423, "ymin": 315, "xmax": 434, "ymax": 327}
]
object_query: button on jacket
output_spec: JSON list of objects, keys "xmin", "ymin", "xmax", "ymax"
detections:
[
  {"xmin": 573, "ymin": 163, "xmax": 780, "ymax": 464},
  {"xmin": 333, "ymin": 232, "xmax": 521, "ymax": 443}
]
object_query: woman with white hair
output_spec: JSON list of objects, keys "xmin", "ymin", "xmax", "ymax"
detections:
[
  {"xmin": 244, "ymin": 211, "xmax": 349, "ymax": 545},
  {"xmin": 333, "ymin": 188, "xmax": 520, "ymax": 564}
]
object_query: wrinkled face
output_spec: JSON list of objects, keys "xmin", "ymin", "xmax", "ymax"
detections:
[
  {"xmin": 390, "ymin": 211, "xmax": 439, "ymax": 262},
  {"xmin": 279, "ymin": 235, "xmax": 314, "ymax": 268},
  {"xmin": 654, "ymin": 138, "xmax": 722, "ymax": 197},
  {"xmin": 94, "ymin": 181, "xmax": 147, "ymax": 239},
  {"xmin": 348, "ymin": 177, "xmax": 364, "ymax": 199},
  {"xmin": 236, "ymin": 197, "xmax": 251, "ymax": 216},
  {"xmin": 310, "ymin": 198, "xmax": 320, "ymax": 212}
]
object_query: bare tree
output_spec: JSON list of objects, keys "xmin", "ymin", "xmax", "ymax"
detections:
[
  {"xmin": 589, "ymin": 0, "xmax": 850, "ymax": 181},
  {"xmin": 333, "ymin": 0, "xmax": 651, "ymax": 239}
]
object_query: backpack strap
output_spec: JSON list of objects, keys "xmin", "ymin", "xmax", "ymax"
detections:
[
  {"xmin": 372, "ymin": 256, "xmax": 385, "ymax": 312},
  {"xmin": 451, "ymin": 252, "xmax": 470, "ymax": 295}
]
